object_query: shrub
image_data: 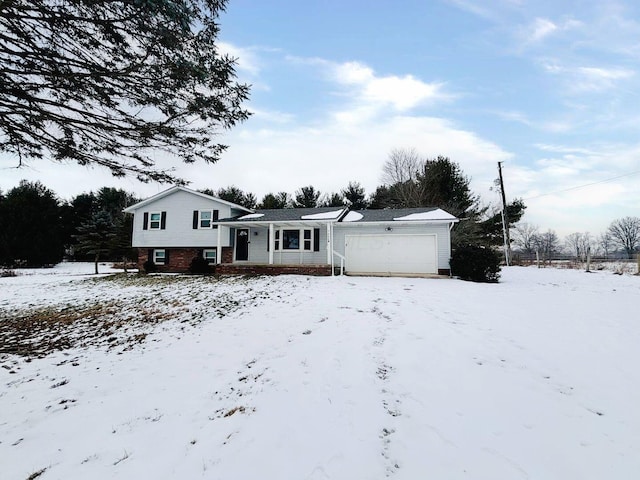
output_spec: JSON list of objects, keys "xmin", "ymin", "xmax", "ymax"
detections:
[
  {"xmin": 450, "ymin": 244, "xmax": 501, "ymax": 283},
  {"xmin": 142, "ymin": 259, "xmax": 157, "ymax": 273},
  {"xmin": 1, "ymin": 269, "xmax": 17, "ymax": 278},
  {"xmin": 189, "ymin": 255, "xmax": 213, "ymax": 275}
]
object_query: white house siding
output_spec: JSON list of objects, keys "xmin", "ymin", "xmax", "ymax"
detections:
[
  {"xmin": 242, "ymin": 225, "xmax": 330, "ymax": 264},
  {"xmin": 130, "ymin": 190, "xmax": 239, "ymax": 248},
  {"xmin": 333, "ymin": 223, "xmax": 452, "ymax": 271}
]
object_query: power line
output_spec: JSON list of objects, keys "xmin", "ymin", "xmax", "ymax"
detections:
[{"xmin": 523, "ymin": 169, "xmax": 640, "ymax": 200}]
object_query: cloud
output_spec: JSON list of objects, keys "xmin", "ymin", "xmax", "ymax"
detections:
[
  {"xmin": 444, "ymin": 0, "xmax": 495, "ymax": 19},
  {"xmin": 541, "ymin": 61, "xmax": 635, "ymax": 93},
  {"xmin": 528, "ymin": 18, "xmax": 558, "ymax": 43},
  {"xmin": 515, "ymin": 16, "xmax": 583, "ymax": 49},
  {"xmin": 505, "ymin": 142, "xmax": 640, "ymax": 235},
  {"xmin": 330, "ymin": 61, "xmax": 451, "ymax": 112},
  {"xmin": 200, "ymin": 114, "xmax": 512, "ymax": 205}
]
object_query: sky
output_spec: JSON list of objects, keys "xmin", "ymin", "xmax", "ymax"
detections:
[{"xmin": 1, "ymin": 0, "xmax": 639, "ymax": 237}]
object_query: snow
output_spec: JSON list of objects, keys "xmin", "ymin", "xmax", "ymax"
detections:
[
  {"xmin": 1, "ymin": 265, "xmax": 640, "ymax": 479},
  {"xmin": 300, "ymin": 209, "xmax": 344, "ymax": 220},
  {"xmin": 237, "ymin": 213, "xmax": 264, "ymax": 220},
  {"xmin": 342, "ymin": 211, "xmax": 364, "ymax": 222},
  {"xmin": 393, "ymin": 209, "xmax": 457, "ymax": 221}
]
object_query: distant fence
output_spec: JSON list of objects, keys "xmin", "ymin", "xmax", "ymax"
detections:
[{"xmin": 510, "ymin": 252, "xmax": 639, "ymax": 274}]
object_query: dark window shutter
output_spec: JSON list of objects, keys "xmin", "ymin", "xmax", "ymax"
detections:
[
  {"xmin": 267, "ymin": 230, "xmax": 270, "ymax": 251},
  {"xmin": 193, "ymin": 211, "xmax": 198, "ymax": 229},
  {"xmin": 147, "ymin": 249, "xmax": 153, "ymax": 261},
  {"xmin": 160, "ymin": 211, "xmax": 167, "ymax": 229},
  {"xmin": 164, "ymin": 249, "xmax": 170, "ymax": 265},
  {"xmin": 143, "ymin": 212, "xmax": 148, "ymax": 230},
  {"xmin": 197, "ymin": 249, "xmax": 203, "ymax": 257},
  {"xmin": 313, "ymin": 228, "xmax": 320, "ymax": 252},
  {"xmin": 213, "ymin": 210, "xmax": 219, "ymax": 229}
]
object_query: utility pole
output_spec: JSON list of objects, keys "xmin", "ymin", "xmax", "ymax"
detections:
[{"xmin": 497, "ymin": 161, "xmax": 511, "ymax": 266}]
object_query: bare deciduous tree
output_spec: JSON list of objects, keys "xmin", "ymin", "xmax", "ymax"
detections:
[
  {"xmin": 513, "ymin": 222, "xmax": 539, "ymax": 254},
  {"xmin": 381, "ymin": 148, "xmax": 425, "ymax": 207},
  {"xmin": 565, "ymin": 232, "xmax": 596, "ymax": 261},
  {"xmin": 607, "ymin": 216, "xmax": 640, "ymax": 258},
  {"xmin": 598, "ymin": 232, "xmax": 614, "ymax": 258},
  {"xmin": 534, "ymin": 229, "xmax": 560, "ymax": 263}
]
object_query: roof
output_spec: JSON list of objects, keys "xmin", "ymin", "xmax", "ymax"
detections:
[
  {"xmin": 123, "ymin": 186, "xmax": 253, "ymax": 213},
  {"xmin": 215, "ymin": 206, "xmax": 457, "ymax": 226},
  {"xmin": 342, "ymin": 208, "xmax": 458, "ymax": 223},
  {"xmin": 217, "ymin": 207, "xmax": 348, "ymax": 224}
]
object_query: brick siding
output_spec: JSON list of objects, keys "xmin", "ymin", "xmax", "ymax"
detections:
[{"xmin": 216, "ymin": 264, "xmax": 332, "ymax": 276}]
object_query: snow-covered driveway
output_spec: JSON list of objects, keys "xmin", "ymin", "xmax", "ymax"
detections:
[{"xmin": 1, "ymin": 265, "xmax": 639, "ymax": 479}]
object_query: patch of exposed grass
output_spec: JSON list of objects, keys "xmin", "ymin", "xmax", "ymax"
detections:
[{"xmin": 26, "ymin": 468, "xmax": 47, "ymax": 480}]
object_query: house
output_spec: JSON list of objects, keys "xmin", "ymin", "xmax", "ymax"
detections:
[{"xmin": 124, "ymin": 186, "xmax": 458, "ymax": 276}]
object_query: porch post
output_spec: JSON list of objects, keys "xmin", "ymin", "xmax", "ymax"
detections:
[
  {"xmin": 216, "ymin": 225, "xmax": 222, "ymax": 264},
  {"xmin": 326, "ymin": 223, "xmax": 332, "ymax": 265},
  {"xmin": 268, "ymin": 223, "xmax": 274, "ymax": 265},
  {"xmin": 329, "ymin": 222, "xmax": 335, "ymax": 276}
]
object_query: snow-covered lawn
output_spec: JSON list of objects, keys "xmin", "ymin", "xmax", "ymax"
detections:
[{"xmin": 1, "ymin": 264, "xmax": 639, "ymax": 479}]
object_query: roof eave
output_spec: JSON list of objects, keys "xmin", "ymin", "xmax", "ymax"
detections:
[{"xmin": 123, "ymin": 186, "xmax": 253, "ymax": 213}]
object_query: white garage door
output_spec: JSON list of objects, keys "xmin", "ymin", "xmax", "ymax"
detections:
[{"xmin": 345, "ymin": 234, "xmax": 437, "ymax": 275}]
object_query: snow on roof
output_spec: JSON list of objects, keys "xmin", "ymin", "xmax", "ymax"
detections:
[
  {"xmin": 238, "ymin": 213, "xmax": 265, "ymax": 220},
  {"xmin": 393, "ymin": 209, "xmax": 457, "ymax": 221},
  {"xmin": 342, "ymin": 211, "xmax": 364, "ymax": 222},
  {"xmin": 300, "ymin": 209, "xmax": 345, "ymax": 220}
]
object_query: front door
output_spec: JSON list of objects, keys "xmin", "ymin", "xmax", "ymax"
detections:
[{"xmin": 235, "ymin": 228, "xmax": 249, "ymax": 261}]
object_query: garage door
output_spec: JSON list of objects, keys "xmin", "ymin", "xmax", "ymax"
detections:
[{"xmin": 345, "ymin": 234, "xmax": 437, "ymax": 275}]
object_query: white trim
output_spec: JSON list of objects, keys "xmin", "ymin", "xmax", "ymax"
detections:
[
  {"xmin": 153, "ymin": 249, "xmax": 166, "ymax": 265},
  {"xmin": 275, "ymin": 227, "xmax": 314, "ymax": 252},
  {"xmin": 148, "ymin": 211, "xmax": 162, "ymax": 230},
  {"xmin": 203, "ymin": 249, "xmax": 217, "ymax": 264}
]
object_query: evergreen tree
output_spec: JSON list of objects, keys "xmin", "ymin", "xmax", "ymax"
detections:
[
  {"xmin": 321, "ymin": 192, "xmax": 346, "ymax": 207},
  {"xmin": 205, "ymin": 186, "xmax": 257, "ymax": 209},
  {"xmin": 293, "ymin": 186, "xmax": 321, "ymax": 208},
  {"xmin": 74, "ymin": 211, "xmax": 116, "ymax": 274},
  {"xmin": 342, "ymin": 182, "xmax": 369, "ymax": 210},
  {"xmin": 0, "ymin": 180, "xmax": 64, "ymax": 267},
  {"xmin": 1, "ymin": 0, "xmax": 250, "ymax": 183},
  {"xmin": 259, "ymin": 192, "xmax": 290, "ymax": 209},
  {"xmin": 418, "ymin": 157, "xmax": 479, "ymax": 217}
]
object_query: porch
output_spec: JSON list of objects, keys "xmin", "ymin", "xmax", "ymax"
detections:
[{"xmin": 215, "ymin": 263, "xmax": 332, "ymax": 276}]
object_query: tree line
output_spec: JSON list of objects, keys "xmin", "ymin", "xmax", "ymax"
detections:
[
  {"xmin": 512, "ymin": 217, "xmax": 640, "ymax": 261},
  {"xmin": 0, "ymin": 181, "xmax": 137, "ymax": 272},
  {"xmin": 3, "ymin": 150, "xmax": 637, "ymax": 273},
  {"xmin": 0, "ymin": 150, "xmax": 526, "ymax": 271}
]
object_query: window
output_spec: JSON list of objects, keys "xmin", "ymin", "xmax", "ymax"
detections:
[
  {"xmin": 203, "ymin": 249, "xmax": 216, "ymax": 264},
  {"xmin": 282, "ymin": 229, "xmax": 300, "ymax": 250},
  {"xmin": 149, "ymin": 212, "xmax": 161, "ymax": 229},
  {"xmin": 143, "ymin": 211, "xmax": 166, "ymax": 230},
  {"xmin": 275, "ymin": 228, "xmax": 313, "ymax": 251},
  {"xmin": 193, "ymin": 209, "xmax": 219, "ymax": 229},
  {"xmin": 304, "ymin": 229, "xmax": 312, "ymax": 250},
  {"xmin": 153, "ymin": 249, "xmax": 166, "ymax": 265},
  {"xmin": 199, "ymin": 211, "xmax": 212, "ymax": 228}
]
